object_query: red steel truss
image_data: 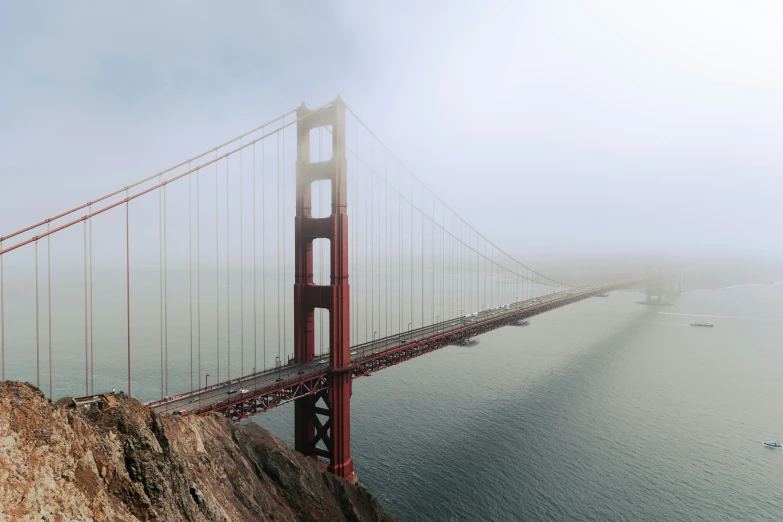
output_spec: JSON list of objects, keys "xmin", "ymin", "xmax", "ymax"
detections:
[
  {"xmin": 182, "ymin": 280, "xmax": 636, "ymax": 421},
  {"xmin": 186, "ymin": 373, "xmax": 330, "ymax": 421}
]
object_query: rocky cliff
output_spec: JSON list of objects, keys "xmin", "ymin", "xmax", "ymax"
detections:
[{"xmin": 0, "ymin": 381, "xmax": 396, "ymax": 521}]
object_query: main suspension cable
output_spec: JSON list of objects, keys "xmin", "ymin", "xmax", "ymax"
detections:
[
  {"xmin": 0, "ymin": 110, "xmax": 297, "ymax": 245},
  {"xmin": 343, "ymin": 103, "xmax": 570, "ymax": 288}
]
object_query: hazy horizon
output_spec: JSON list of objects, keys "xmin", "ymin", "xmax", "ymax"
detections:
[{"xmin": 2, "ymin": 1, "xmax": 782, "ymax": 266}]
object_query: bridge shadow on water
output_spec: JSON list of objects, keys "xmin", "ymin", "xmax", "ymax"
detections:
[{"xmin": 378, "ymin": 305, "xmax": 677, "ymax": 522}]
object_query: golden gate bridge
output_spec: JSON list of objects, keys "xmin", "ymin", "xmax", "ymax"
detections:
[{"xmin": 0, "ymin": 98, "xmax": 643, "ymax": 483}]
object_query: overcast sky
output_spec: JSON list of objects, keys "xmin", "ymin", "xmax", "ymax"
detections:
[{"xmin": 1, "ymin": 1, "xmax": 781, "ymax": 260}]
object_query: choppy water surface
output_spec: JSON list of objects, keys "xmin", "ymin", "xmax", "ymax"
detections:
[{"xmin": 255, "ymin": 284, "xmax": 783, "ymax": 521}]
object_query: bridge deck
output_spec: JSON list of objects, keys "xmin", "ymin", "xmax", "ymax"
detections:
[{"xmin": 147, "ymin": 280, "xmax": 638, "ymax": 420}]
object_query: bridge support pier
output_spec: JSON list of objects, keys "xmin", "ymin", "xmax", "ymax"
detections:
[{"xmin": 294, "ymin": 98, "xmax": 355, "ymax": 483}]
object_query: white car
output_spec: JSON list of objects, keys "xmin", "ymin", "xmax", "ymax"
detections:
[{"xmin": 240, "ymin": 389, "xmax": 249, "ymax": 394}]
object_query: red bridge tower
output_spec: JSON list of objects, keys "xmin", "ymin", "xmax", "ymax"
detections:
[{"xmin": 293, "ymin": 99, "xmax": 355, "ymax": 482}]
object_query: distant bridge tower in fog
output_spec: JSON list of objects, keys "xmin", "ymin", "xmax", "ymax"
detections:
[
  {"xmin": 645, "ymin": 273, "xmax": 665, "ymax": 304},
  {"xmin": 644, "ymin": 258, "xmax": 683, "ymax": 304},
  {"xmin": 645, "ymin": 256, "xmax": 665, "ymax": 304}
]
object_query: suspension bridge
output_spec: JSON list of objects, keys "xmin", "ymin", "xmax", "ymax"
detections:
[{"xmin": 0, "ymin": 98, "xmax": 643, "ymax": 482}]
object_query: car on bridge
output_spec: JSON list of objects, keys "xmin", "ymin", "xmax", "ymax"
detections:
[
  {"xmin": 240, "ymin": 389, "xmax": 249, "ymax": 394},
  {"xmin": 228, "ymin": 389, "xmax": 238, "ymax": 394}
]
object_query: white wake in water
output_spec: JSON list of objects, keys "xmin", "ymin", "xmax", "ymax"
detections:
[
  {"xmin": 681, "ymin": 282, "xmax": 783, "ymax": 293},
  {"xmin": 657, "ymin": 312, "xmax": 778, "ymax": 322}
]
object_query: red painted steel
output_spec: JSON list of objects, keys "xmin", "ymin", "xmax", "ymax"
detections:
[
  {"xmin": 178, "ymin": 280, "xmax": 640, "ymax": 423},
  {"xmin": 0, "ymin": 111, "xmax": 297, "ymax": 245},
  {"xmin": 194, "ymin": 373, "xmax": 329, "ymax": 421},
  {"xmin": 293, "ymin": 99, "xmax": 355, "ymax": 482}
]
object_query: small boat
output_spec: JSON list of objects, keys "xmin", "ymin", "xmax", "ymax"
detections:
[
  {"xmin": 763, "ymin": 440, "xmax": 782, "ymax": 449},
  {"xmin": 690, "ymin": 321, "xmax": 714, "ymax": 327}
]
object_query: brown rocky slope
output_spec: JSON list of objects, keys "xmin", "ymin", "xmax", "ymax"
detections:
[{"xmin": 0, "ymin": 381, "xmax": 396, "ymax": 521}]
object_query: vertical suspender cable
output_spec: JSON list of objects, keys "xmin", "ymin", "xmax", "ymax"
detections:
[
  {"xmin": 35, "ymin": 240, "xmax": 40, "ymax": 389},
  {"xmin": 381, "ymin": 160, "xmax": 386, "ymax": 337},
  {"xmin": 362, "ymin": 147, "xmax": 370, "ymax": 342},
  {"xmin": 378, "ymin": 159, "xmax": 382, "ymax": 338},
  {"xmin": 240, "ymin": 139, "xmax": 244, "ymax": 377},
  {"xmin": 159, "ymin": 175, "xmax": 164, "ymax": 398},
  {"xmin": 386, "ymin": 162, "xmax": 390, "ymax": 337},
  {"xmin": 84, "ymin": 221, "xmax": 88, "ymax": 395},
  {"xmin": 420, "ymin": 188, "xmax": 424, "ymax": 328},
  {"xmin": 197, "ymin": 168, "xmax": 202, "ymax": 389},
  {"xmin": 126, "ymin": 192, "xmax": 131, "ymax": 396},
  {"xmin": 253, "ymin": 142, "xmax": 257, "ymax": 375},
  {"xmin": 462, "ymin": 221, "xmax": 466, "ymax": 315},
  {"xmin": 354, "ymin": 118, "xmax": 359, "ymax": 344},
  {"xmin": 365, "ymin": 146, "xmax": 369, "ymax": 341},
  {"xmin": 448, "ymin": 213, "xmax": 452, "ymax": 320},
  {"xmin": 189, "ymin": 162, "xmax": 193, "ymax": 391},
  {"xmin": 383, "ymin": 161, "xmax": 386, "ymax": 337},
  {"xmin": 368, "ymin": 142, "xmax": 375, "ymax": 340},
  {"xmin": 0, "ymin": 239, "xmax": 3, "ymax": 381},
  {"xmin": 479, "ymin": 237, "xmax": 483, "ymax": 309},
  {"xmin": 477, "ymin": 233, "xmax": 480, "ymax": 312},
  {"xmin": 282, "ymin": 126, "xmax": 287, "ymax": 362},
  {"xmin": 226, "ymin": 157, "xmax": 231, "ymax": 381},
  {"xmin": 277, "ymin": 132, "xmax": 281, "ymax": 364},
  {"xmin": 470, "ymin": 225, "xmax": 472, "ymax": 312},
  {"xmin": 262, "ymin": 137, "xmax": 266, "ymax": 370},
  {"xmin": 398, "ymin": 174, "xmax": 402, "ymax": 334},
  {"xmin": 351, "ymin": 120, "xmax": 355, "ymax": 343},
  {"xmin": 371, "ymin": 144, "xmax": 375, "ymax": 339},
  {"xmin": 89, "ymin": 208, "xmax": 94, "ymax": 394},
  {"xmin": 47, "ymin": 226, "xmax": 52, "ymax": 398},
  {"xmin": 457, "ymin": 217, "xmax": 460, "ymax": 317},
  {"xmin": 215, "ymin": 152, "xmax": 220, "ymax": 383},
  {"xmin": 164, "ymin": 178, "xmax": 169, "ymax": 397}
]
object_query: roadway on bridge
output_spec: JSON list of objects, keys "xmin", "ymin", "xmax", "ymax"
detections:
[{"xmin": 149, "ymin": 285, "xmax": 611, "ymax": 416}]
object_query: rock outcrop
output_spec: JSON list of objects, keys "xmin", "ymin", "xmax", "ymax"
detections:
[{"xmin": 0, "ymin": 381, "xmax": 396, "ymax": 521}]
